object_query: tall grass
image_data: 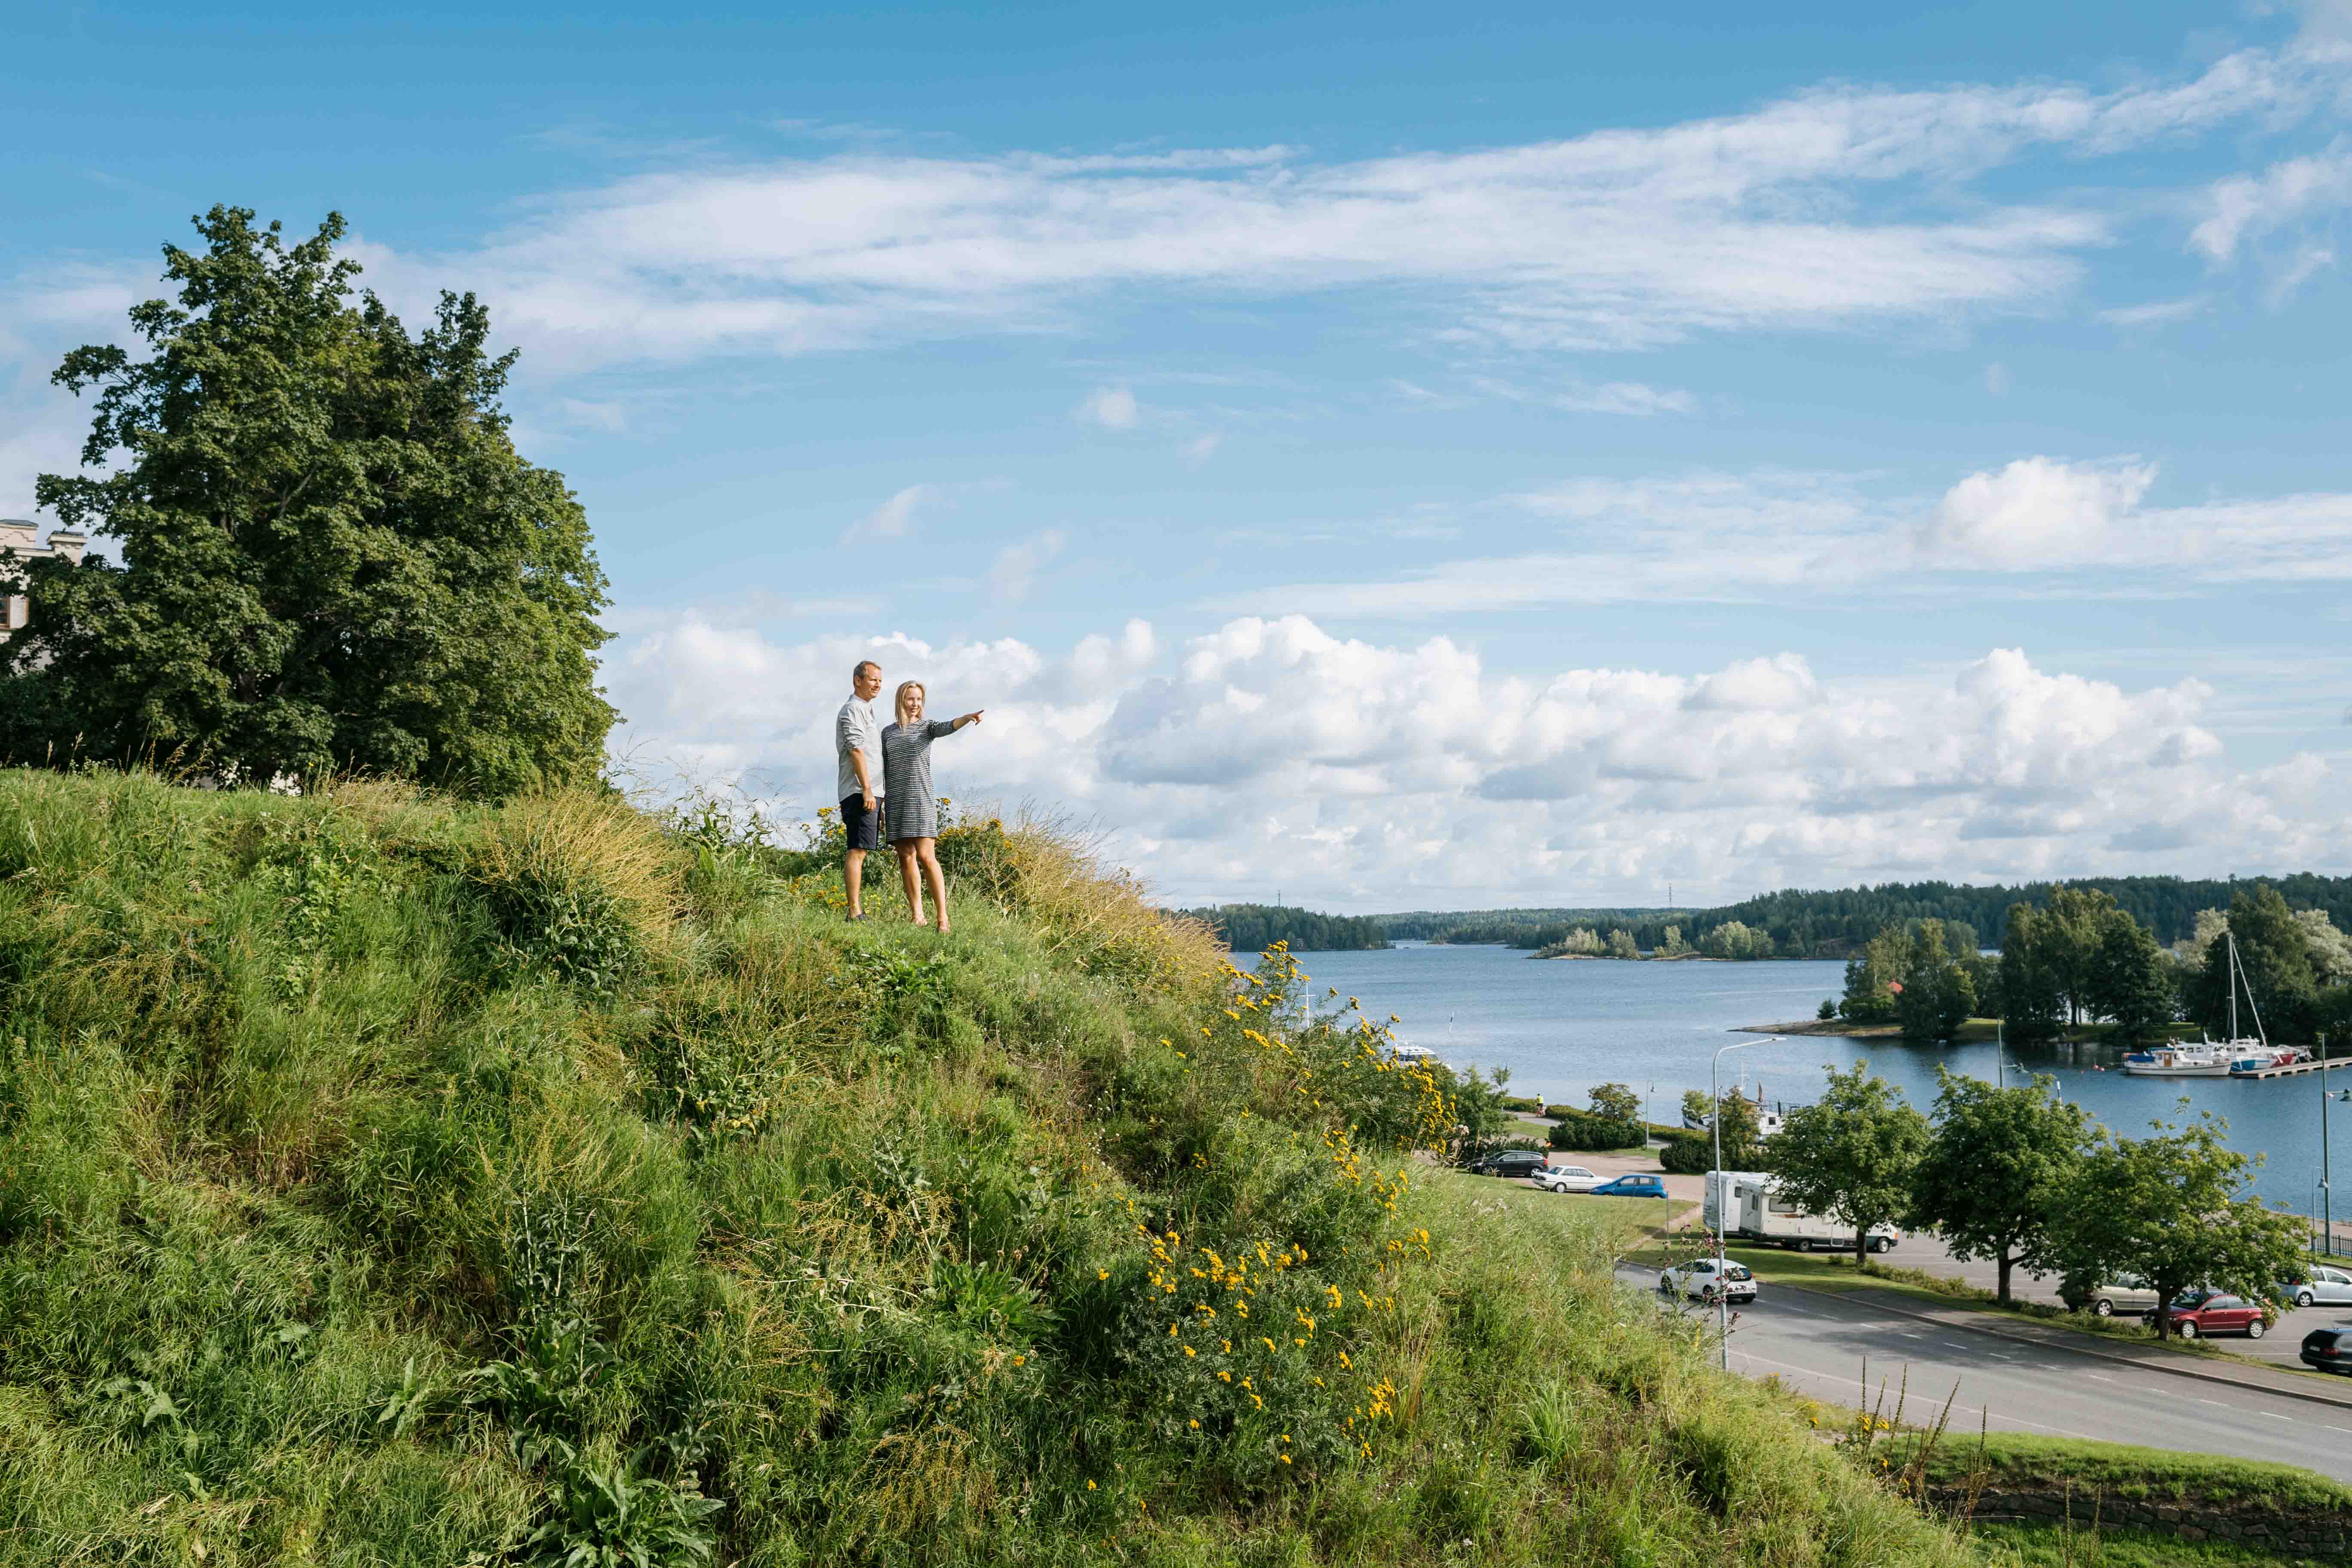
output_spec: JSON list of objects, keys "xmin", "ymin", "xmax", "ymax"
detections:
[{"xmin": 0, "ymin": 768, "xmax": 1995, "ymax": 1565}]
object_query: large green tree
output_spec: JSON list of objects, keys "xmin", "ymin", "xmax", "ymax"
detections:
[
  {"xmin": 1909, "ymin": 1069, "xmax": 2092, "ymax": 1303},
  {"xmin": 1893, "ymin": 919, "xmax": 1977, "ymax": 1041},
  {"xmin": 1769, "ymin": 1061, "xmax": 1930, "ymax": 1266},
  {"xmin": 2184, "ymin": 884, "xmax": 2320, "ymax": 1042},
  {"xmin": 2047, "ymin": 1114, "xmax": 2305, "ymax": 1338},
  {"xmin": 2085, "ymin": 911, "xmax": 2178, "ymax": 1044},
  {"xmin": 1999, "ymin": 903, "xmax": 2067, "ymax": 1043},
  {"xmin": 2, "ymin": 207, "xmax": 613, "ymax": 795}
]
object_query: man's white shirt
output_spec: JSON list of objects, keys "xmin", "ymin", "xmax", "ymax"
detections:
[{"xmin": 835, "ymin": 697, "xmax": 883, "ymax": 802}]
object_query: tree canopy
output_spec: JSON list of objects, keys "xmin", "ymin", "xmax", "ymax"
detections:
[
  {"xmin": 1179, "ymin": 902, "xmax": 1389, "ymax": 954},
  {"xmin": 1768, "ymin": 1062, "xmax": 1929, "ymax": 1265},
  {"xmin": 2, "ymin": 207, "xmax": 614, "ymax": 796},
  {"xmin": 2047, "ymin": 1112, "xmax": 2305, "ymax": 1338},
  {"xmin": 1907, "ymin": 1070, "xmax": 2092, "ymax": 1303}
]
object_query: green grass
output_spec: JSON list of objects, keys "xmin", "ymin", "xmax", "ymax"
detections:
[
  {"xmin": 1968, "ymin": 1519, "xmax": 2336, "ymax": 1568},
  {"xmin": 1913, "ymin": 1435, "xmax": 2352, "ymax": 1517},
  {"xmin": 0, "ymin": 768, "xmax": 2015, "ymax": 1567}
]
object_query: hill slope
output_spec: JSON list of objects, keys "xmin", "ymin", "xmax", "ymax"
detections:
[{"xmin": 0, "ymin": 771, "xmax": 1982, "ymax": 1566}]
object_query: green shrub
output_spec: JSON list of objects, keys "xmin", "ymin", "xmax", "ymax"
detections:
[
  {"xmin": 1659, "ymin": 1134, "xmax": 1716, "ymax": 1173},
  {"xmin": 1548, "ymin": 1110, "xmax": 1647, "ymax": 1152}
]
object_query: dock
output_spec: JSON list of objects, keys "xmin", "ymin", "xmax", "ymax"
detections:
[{"xmin": 2232, "ymin": 1057, "xmax": 2347, "ymax": 1080}]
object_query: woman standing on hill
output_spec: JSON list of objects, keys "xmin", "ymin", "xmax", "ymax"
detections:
[{"xmin": 881, "ymin": 681, "xmax": 983, "ymax": 933}]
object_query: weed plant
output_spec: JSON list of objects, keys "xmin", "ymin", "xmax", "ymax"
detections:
[{"xmin": 0, "ymin": 770, "xmax": 2002, "ymax": 1565}]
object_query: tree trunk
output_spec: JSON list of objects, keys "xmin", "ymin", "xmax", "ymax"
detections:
[
  {"xmin": 1855, "ymin": 1227, "xmax": 1867, "ymax": 1269},
  {"xmin": 2152, "ymin": 1290, "xmax": 2171, "ymax": 1339},
  {"xmin": 1996, "ymin": 1253, "xmax": 2013, "ymax": 1305}
]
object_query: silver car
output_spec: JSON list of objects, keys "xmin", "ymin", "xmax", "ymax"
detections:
[
  {"xmin": 2083, "ymin": 1273, "xmax": 2161, "ymax": 1318},
  {"xmin": 2283, "ymin": 1264, "xmax": 2352, "ymax": 1308}
]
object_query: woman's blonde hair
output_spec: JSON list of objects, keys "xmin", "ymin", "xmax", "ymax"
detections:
[{"xmin": 894, "ymin": 680, "xmax": 926, "ymax": 725}]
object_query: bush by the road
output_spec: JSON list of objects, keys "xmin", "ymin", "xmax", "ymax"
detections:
[
  {"xmin": 1659, "ymin": 1133, "xmax": 1716, "ymax": 1173},
  {"xmin": 1548, "ymin": 1109, "xmax": 1646, "ymax": 1151}
]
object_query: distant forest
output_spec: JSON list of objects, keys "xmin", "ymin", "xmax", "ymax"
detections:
[
  {"xmin": 1376, "ymin": 875, "xmax": 2352, "ymax": 960},
  {"xmin": 1176, "ymin": 902, "xmax": 1390, "ymax": 954}
]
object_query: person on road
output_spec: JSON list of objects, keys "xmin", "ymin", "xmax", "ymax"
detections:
[
  {"xmin": 880, "ymin": 680, "xmax": 983, "ymax": 933},
  {"xmin": 835, "ymin": 660, "xmax": 885, "ymax": 921}
]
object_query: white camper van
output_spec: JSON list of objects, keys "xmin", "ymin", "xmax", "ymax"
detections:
[{"xmin": 1702, "ymin": 1170, "xmax": 1899, "ymax": 1253}]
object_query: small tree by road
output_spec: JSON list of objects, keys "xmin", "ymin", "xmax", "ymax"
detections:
[
  {"xmin": 2048, "ymin": 1113, "xmax": 2306, "ymax": 1339},
  {"xmin": 1587, "ymin": 1082, "xmax": 1640, "ymax": 1124},
  {"xmin": 1769, "ymin": 1061, "xmax": 1930, "ymax": 1266},
  {"xmin": 1908, "ymin": 1069, "xmax": 2092, "ymax": 1303}
]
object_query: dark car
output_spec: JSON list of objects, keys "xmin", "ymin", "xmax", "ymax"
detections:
[
  {"xmin": 1465, "ymin": 1149, "xmax": 1550, "ymax": 1179},
  {"xmin": 2143, "ymin": 1289, "xmax": 2272, "ymax": 1340},
  {"xmin": 1588, "ymin": 1175, "xmax": 1667, "ymax": 1199},
  {"xmin": 2302, "ymin": 1326, "xmax": 2352, "ymax": 1375}
]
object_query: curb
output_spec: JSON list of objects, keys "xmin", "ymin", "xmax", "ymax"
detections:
[{"xmin": 1773, "ymin": 1281, "xmax": 2352, "ymax": 1414}]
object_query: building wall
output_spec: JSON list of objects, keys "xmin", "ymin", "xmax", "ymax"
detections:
[{"xmin": 0, "ymin": 519, "xmax": 89, "ymax": 644}]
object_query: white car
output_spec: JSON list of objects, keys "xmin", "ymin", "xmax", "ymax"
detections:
[
  {"xmin": 1530, "ymin": 1163, "xmax": 1604, "ymax": 1193},
  {"xmin": 2284, "ymin": 1264, "xmax": 2352, "ymax": 1308},
  {"xmin": 1658, "ymin": 1258, "xmax": 1757, "ymax": 1304}
]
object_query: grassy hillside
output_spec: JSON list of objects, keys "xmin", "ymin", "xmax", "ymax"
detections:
[{"xmin": 0, "ymin": 770, "xmax": 1991, "ymax": 1566}]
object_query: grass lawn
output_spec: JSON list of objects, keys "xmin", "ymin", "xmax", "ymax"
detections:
[{"xmin": 1968, "ymin": 1519, "xmax": 2339, "ymax": 1567}]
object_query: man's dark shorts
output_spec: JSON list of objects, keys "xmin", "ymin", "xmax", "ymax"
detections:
[{"xmin": 840, "ymin": 794, "xmax": 882, "ymax": 852}]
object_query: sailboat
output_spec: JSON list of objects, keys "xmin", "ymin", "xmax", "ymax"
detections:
[{"xmin": 2122, "ymin": 928, "xmax": 2274, "ymax": 1077}]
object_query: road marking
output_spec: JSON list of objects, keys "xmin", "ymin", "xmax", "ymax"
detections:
[
  {"xmin": 1940, "ymin": 1341, "xmax": 1974, "ymax": 1353},
  {"xmin": 2258, "ymin": 1412, "xmax": 2291, "ymax": 1421},
  {"xmin": 2084, "ymin": 1374, "xmax": 2114, "ymax": 1383},
  {"xmin": 2197, "ymin": 1399, "xmax": 2229, "ymax": 1408}
]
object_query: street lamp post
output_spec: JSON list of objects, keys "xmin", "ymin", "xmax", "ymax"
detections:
[
  {"xmin": 1711, "ymin": 1037, "xmax": 1777, "ymax": 1371},
  {"xmin": 2323, "ymin": 1033, "xmax": 2336, "ymax": 1259}
]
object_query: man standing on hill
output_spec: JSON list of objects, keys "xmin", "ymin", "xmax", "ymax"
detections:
[{"xmin": 836, "ymin": 660, "xmax": 885, "ymax": 920}]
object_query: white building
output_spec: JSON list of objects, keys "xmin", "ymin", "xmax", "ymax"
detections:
[{"xmin": 1, "ymin": 519, "xmax": 89, "ymax": 642}]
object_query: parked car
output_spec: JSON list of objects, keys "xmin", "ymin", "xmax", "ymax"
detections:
[
  {"xmin": 1464, "ymin": 1149, "xmax": 1550, "ymax": 1179},
  {"xmin": 2078, "ymin": 1273, "xmax": 2162, "ymax": 1319},
  {"xmin": 1531, "ymin": 1163, "xmax": 1603, "ymax": 1193},
  {"xmin": 2301, "ymin": 1326, "xmax": 2352, "ymax": 1375},
  {"xmin": 2143, "ymin": 1289, "xmax": 2273, "ymax": 1340},
  {"xmin": 2280, "ymin": 1264, "xmax": 2352, "ymax": 1308},
  {"xmin": 1587, "ymin": 1175, "xmax": 1668, "ymax": 1199},
  {"xmin": 1658, "ymin": 1257, "xmax": 1756, "ymax": 1304}
]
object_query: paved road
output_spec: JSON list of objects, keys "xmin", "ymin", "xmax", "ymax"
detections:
[{"xmin": 1621, "ymin": 1267, "xmax": 2352, "ymax": 1482}]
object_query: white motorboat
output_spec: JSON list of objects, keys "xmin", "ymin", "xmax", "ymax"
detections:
[
  {"xmin": 2126, "ymin": 929, "xmax": 2273, "ymax": 1077},
  {"xmin": 2122, "ymin": 1042, "xmax": 2235, "ymax": 1077}
]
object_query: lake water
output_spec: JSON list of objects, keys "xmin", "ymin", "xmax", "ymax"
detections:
[{"xmin": 1294, "ymin": 942, "xmax": 2350, "ymax": 1224}]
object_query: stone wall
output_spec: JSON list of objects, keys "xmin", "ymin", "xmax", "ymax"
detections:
[{"xmin": 1931, "ymin": 1482, "xmax": 2351, "ymax": 1559}]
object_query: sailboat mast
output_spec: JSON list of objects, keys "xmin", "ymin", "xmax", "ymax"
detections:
[{"xmin": 2229, "ymin": 930, "xmax": 2238, "ymax": 1042}]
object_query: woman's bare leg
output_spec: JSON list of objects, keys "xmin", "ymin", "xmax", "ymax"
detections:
[
  {"xmin": 916, "ymin": 839, "xmax": 949, "ymax": 932},
  {"xmin": 895, "ymin": 843, "xmax": 925, "ymax": 923}
]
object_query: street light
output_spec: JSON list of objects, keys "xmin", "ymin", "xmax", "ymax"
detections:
[{"xmin": 1712, "ymin": 1037, "xmax": 1778, "ymax": 1371}]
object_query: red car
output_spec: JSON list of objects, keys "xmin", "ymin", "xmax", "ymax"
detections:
[{"xmin": 2142, "ymin": 1289, "xmax": 2273, "ymax": 1340}]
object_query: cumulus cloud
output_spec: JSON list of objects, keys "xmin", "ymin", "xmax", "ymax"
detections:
[
  {"xmin": 604, "ymin": 610, "xmax": 2339, "ymax": 908},
  {"xmin": 313, "ymin": 42, "xmax": 2349, "ymax": 374},
  {"xmin": 1916, "ymin": 456, "xmax": 2157, "ymax": 566},
  {"xmin": 1185, "ymin": 433, "xmax": 1222, "ymax": 467}
]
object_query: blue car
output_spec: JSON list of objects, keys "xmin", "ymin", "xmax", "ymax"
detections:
[{"xmin": 1587, "ymin": 1175, "xmax": 1667, "ymax": 1198}]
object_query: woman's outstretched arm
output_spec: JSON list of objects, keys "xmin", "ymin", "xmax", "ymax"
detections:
[{"xmin": 930, "ymin": 709, "xmax": 983, "ymax": 738}]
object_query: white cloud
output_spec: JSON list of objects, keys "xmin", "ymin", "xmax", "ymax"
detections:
[
  {"xmin": 1916, "ymin": 455, "xmax": 2156, "ymax": 567},
  {"xmin": 985, "ymin": 529, "xmax": 1066, "ymax": 603},
  {"xmin": 2191, "ymin": 140, "xmax": 2352, "ymax": 262},
  {"xmin": 2097, "ymin": 296, "xmax": 2206, "ymax": 327},
  {"xmin": 1185, "ymin": 433, "xmax": 1222, "ymax": 467},
  {"xmin": 1228, "ymin": 457, "xmax": 2352, "ymax": 615},
  {"xmin": 1982, "ymin": 361, "xmax": 2012, "ymax": 396},
  {"xmin": 317, "ymin": 42, "xmax": 2348, "ymax": 374},
  {"xmin": 603, "ymin": 611, "xmax": 2342, "ymax": 907},
  {"xmin": 849, "ymin": 482, "xmax": 939, "ymax": 543},
  {"xmin": 1079, "ymin": 385, "xmax": 1139, "ymax": 430}
]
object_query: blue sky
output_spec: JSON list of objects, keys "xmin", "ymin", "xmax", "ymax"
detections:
[{"xmin": 6, "ymin": 0, "xmax": 2352, "ymax": 909}]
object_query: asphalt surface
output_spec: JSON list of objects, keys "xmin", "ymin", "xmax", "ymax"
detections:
[{"xmin": 1621, "ymin": 1266, "xmax": 2352, "ymax": 1482}]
